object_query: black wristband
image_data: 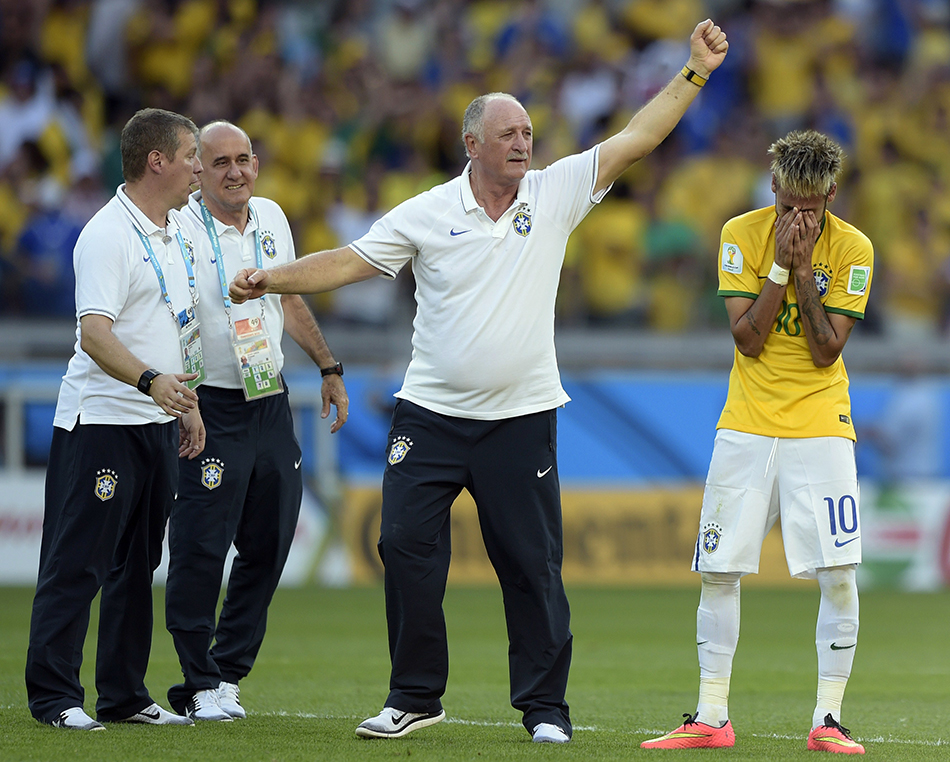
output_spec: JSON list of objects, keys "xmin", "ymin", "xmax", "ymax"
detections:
[
  {"xmin": 320, "ymin": 362, "xmax": 344, "ymax": 378},
  {"xmin": 137, "ymin": 368, "xmax": 161, "ymax": 395}
]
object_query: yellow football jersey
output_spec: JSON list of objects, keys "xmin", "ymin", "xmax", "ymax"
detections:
[{"xmin": 717, "ymin": 206, "xmax": 874, "ymax": 440}]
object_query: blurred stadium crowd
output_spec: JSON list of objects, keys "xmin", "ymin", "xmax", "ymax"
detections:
[{"xmin": 0, "ymin": 0, "xmax": 948, "ymax": 337}]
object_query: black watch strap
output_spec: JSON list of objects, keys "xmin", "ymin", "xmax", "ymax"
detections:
[
  {"xmin": 320, "ymin": 362, "xmax": 344, "ymax": 378},
  {"xmin": 137, "ymin": 368, "xmax": 161, "ymax": 395}
]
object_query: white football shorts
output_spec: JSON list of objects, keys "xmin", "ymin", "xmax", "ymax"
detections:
[{"xmin": 692, "ymin": 429, "xmax": 862, "ymax": 579}]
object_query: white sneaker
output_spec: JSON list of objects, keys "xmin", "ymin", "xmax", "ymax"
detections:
[
  {"xmin": 184, "ymin": 689, "xmax": 232, "ymax": 722},
  {"xmin": 216, "ymin": 681, "xmax": 246, "ymax": 719},
  {"xmin": 532, "ymin": 722, "xmax": 570, "ymax": 743},
  {"xmin": 50, "ymin": 707, "xmax": 105, "ymax": 731},
  {"xmin": 355, "ymin": 706, "xmax": 446, "ymax": 738},
  {"xmin": 118, "ymin": 702, "xmax": 194, "ymax": 725}
]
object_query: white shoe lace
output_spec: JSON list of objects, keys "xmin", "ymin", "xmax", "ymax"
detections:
[
  {"xmin": 218, "ymin": 682, "xmax": 241, "ymax": 704},
  {"xmin": 193, "ymin": 689, "xmax": 221, "ymax": 711}
]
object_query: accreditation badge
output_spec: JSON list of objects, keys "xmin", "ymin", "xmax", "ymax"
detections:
[
  {"xmin": 178, "ymin": 307, "xmax": 205, "ymax": 389},
  {"xmin": 232, "ymin": 315, "xmax": 283, "ymax": 400}
]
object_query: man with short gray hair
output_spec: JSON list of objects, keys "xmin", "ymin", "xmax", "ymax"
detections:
[{"xmin": 230, "ymin": 20, "xmax": 729, "ymax": 744}]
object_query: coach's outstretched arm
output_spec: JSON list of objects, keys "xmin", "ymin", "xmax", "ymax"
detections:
[
  {"xmin": 230, "ymin": 245, "xmax": 382, "ymax": 304},
  {"xmin": 595, "ymin": 19, "xmax": 728, "ymax": 195}
]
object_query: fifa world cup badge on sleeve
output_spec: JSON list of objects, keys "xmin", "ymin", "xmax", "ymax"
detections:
[
  {"xmin": 721, "ymin": 243, "xmax": 743, "ymax": 274},
  {"xmin": 232, "ymin": 315, "xmax": 283, "ymax": 400},
  {"xmin": 701, "ymin": 522, "xmax": 723, "ymax": 554}
]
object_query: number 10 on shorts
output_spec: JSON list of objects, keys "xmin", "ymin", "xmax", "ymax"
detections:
[{"xmin": 825, "ymin": 495, "xmax": 859, "ymax": 545}]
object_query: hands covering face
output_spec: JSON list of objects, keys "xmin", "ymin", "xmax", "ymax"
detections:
[{"xmin": 775, "ymin": 205, "xmax": 822, "ymax": 272}]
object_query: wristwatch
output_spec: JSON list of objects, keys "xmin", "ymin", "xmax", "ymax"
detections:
[
  {"xmin": 137, "ymin": 368, "xmax": 161, "ymax": 395},
  {"xmin": 320, "ymin": 362, "xmax": 344, "ymax": 378}
]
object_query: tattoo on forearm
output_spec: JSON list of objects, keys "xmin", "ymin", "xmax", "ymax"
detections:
[
  {"xmin": 797, "ymin": 282, "xmax": 831, "ymax": 346},
  {"xmin": 745, "ymin": 311, "xmax": 761, "ymax": 336}
]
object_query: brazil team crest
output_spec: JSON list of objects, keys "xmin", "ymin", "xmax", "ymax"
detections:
[
  {"xmin": 260, "ymin": 232, "xmax": 278, "ymax": 259},
  {"xmin": 813, "ymin": 261, "xmax": 832, "ymax": 297},
  {"xmin": 95, "ymin": 469, "xmax": 118, "ymax": 501},
  {"xmin": 701, "ymin": 522, "xmax": 723, "ymax": 554},
  {"xmin": 200, "ymin": 457, "xmax": 225, "ymax": 490},
  {"xmin": 388, "ymin": 436, "xmax": 413, "ymax": 465},
  {"xmin": 512, "ymin": 211, "xmax": 532, "ymax": 237}
]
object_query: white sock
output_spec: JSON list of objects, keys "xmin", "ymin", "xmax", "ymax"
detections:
[
  {"xmin": 695, "ymin": 572, "xmax": 740, "ymax": 727},
  {"xmin": 813, "ymin": 566, "xmax": 859, "ymax": 728}
]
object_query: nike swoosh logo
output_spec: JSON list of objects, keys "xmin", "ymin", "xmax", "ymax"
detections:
[
  {"xmin": 450, "ymin": 228, "xmax": 471, "ymax": 236},
  {"xmin": 391, "ymin": 712, "xmax": 408, "ymax": 725},
  {"xmin": 697, "ymin": 641, "xmax": 709, "ymax": 646},
  {"xmin": 141, "ymin": 709, "xmax": 160, "ymax": 720},
  {"xmin": 830, "ymin": 642, "xmax": 856, "ymax": 650},
  {"xmin": 537, "ymin": 466, "xmax": 553, "ymax": 478},
  {"xmin": 834, "ymin": 536, "xmax": 859, "ymax": 547},
  {"xmin": 294, "ymin": 458, "xmax": 302, "ymax": 469}
]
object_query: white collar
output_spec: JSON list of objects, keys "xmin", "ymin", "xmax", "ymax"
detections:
[{"xmin": 458, "ymin": 162, "xmax": 531, "ymax": 215}]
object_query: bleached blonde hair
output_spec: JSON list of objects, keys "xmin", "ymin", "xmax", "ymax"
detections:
[{"xmin": 769, "ymin": 130, "xmax": 844, "ymax": 197}]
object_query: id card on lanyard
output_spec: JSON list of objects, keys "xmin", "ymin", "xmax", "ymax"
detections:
[
  {"xmin": 135, "ymin": 227, "xmax": 206, "ymax": 389},
  {"xmin": 199, "ymin": 198, "xmax": 283, "ymax": 400}
]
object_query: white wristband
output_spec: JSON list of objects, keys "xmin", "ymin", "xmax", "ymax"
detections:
[{"xmin": 768, "ymin": 262, "xmax": 790, "ymax": 286}]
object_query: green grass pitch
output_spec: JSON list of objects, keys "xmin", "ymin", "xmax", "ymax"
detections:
[{"xmin": 0, "ymin": 584, "xmax": 947, "ymax": 760}]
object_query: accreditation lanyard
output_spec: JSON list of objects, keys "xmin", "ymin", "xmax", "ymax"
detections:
[
  {"xmin": 134, "ymin": 225, "xmax": 206, "ymax": 388},
  {"xmin": 199, "ymin": 197, "xmax": 265, "ymax": 323},
  {"xmin": 134, "ymin": 226, "xmax": 198, "ymax": 326},
  {"xmin": 198, "ymin": 197, "xmax": 283, "ymax": 400}
]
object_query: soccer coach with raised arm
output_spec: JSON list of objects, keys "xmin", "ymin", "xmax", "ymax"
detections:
[{"xmin": 230, "ymin": 19, "xmax": 728, "ymax": 745}]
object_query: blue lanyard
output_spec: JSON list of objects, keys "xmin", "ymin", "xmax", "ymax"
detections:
[
  {"xmin": 134, "ymin": 226, "xmax": 198, "ymax": 326},
  {"xmin": 199, "ymin": 197, "xmax": 266, "ymax": 318}
]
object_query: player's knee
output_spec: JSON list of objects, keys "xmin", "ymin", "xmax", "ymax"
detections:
[
  {"xmin": 817, "ymin": 565, "xmax": 856, "ymax": 608},
  {"xmin": 701, "ymin": 571, "xmax": 741, "ymax": 590}
]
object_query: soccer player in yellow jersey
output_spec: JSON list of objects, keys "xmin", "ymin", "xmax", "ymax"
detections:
[{"xmin": 642, "ymin": 131, "xmax": 872, "ymax": 754}]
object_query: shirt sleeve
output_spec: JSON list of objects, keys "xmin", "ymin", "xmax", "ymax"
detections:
[
  {"xmin": 717, "ymin": 219, "xmax": 761, "ymax": 299},
  {"xmin": 74, "ymin": 227, "xmax": 131, "ymax": 321},
  {"xmin": 348, "ymin": 194, "xmax": 427, "ymax": 279},
  {"xmin": 534, "ymin": 145, "xmax": 609, "ymax": 234},
  {"xmin": 825, "ymin": 229, "xmax": 873, "ymax": 319}
]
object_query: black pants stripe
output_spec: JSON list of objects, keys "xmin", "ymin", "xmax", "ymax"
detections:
[
  {"xmin": 165, "ymin": 384, "xmax": 301, "ymax": 707},
  {"xmin": 380, "ymin": 400, "xmax": 572, "ymax": 736},
  {"xmin": 26, "ymin": 420, "xmax": 177, "ymax": 723}
]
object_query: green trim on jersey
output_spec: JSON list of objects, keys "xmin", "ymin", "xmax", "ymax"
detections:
[
  {"xmin": 826, "ymin": 306, "xmax": 865, "ymax": 319},
  {"xmin": 718, "ymin": 289, "xmax": 759, "ymax": 299}
]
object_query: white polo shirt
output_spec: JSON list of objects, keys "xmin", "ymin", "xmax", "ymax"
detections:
[
  {"xmin": 175, "ymin": 191, "xmax": 293, "ymax": 389},
  {"xmin": 54, "ymin": 186, "xmax": 195, "ymax": 429},
  {"xmin": 351, "ymin": 145, "xmax": 608, "ymax": 420}
]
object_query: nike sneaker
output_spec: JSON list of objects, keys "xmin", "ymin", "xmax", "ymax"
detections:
[
  {"xmin": 808, "ymin": 714, "xmax": 865, "ymax": 754},
  {"xmin": 532, "ymin": 723, "xmax": 570, "ymax": 743},
  {"xmin": 50, "ymin": 707, "xmax": 105, "ymax": 731},
  {"xmin": 641, "ymin": 713, "xmax": 736, "ymax": 749},
  {"xmin": 185, "ymin": 688, "xmax": 232, "ymax": 722},
  {"xmin": 355, "ymin": 706, "xmax": 445, "ymax": 738},
  {"xmin": 117, "ymin": 702, "xmax": 194, "ymax": 725},
  {"xmin": 217, "ymin": 681, "xmax": 246, "ymax": 719}
]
